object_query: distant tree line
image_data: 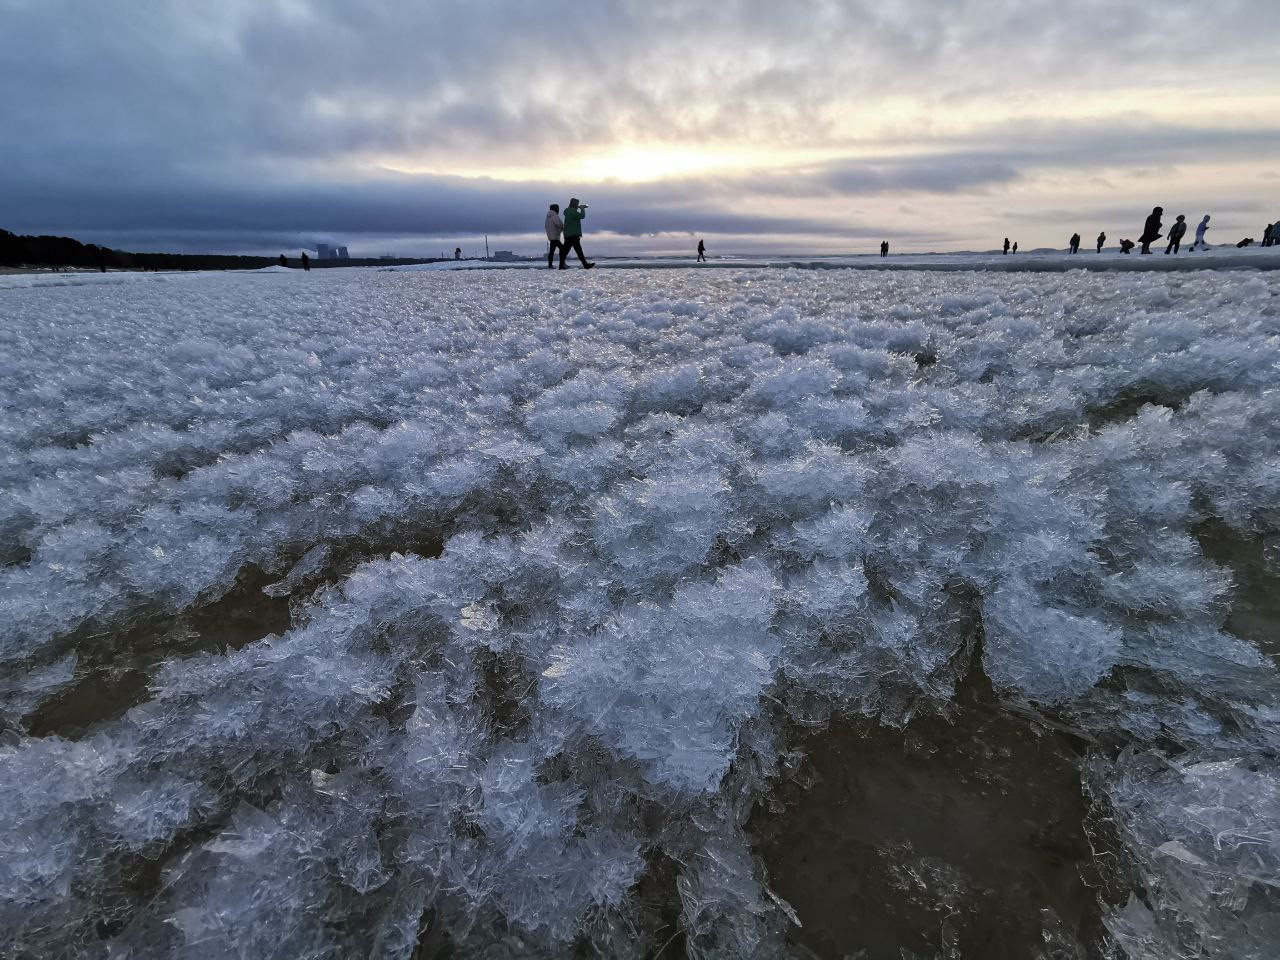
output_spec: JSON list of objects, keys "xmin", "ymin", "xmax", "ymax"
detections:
[{"xmin": 0, "ymin": 228, "xmax": 439, "ymax": 271}]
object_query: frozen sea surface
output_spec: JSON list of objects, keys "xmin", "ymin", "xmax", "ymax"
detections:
[
  {"xmin": 2, "ymin": 266, "xmax": 1279, "ymax": 958},
  {"xmin": 380, "ymin": 244, "xmax": 1280, "ymax": 274}
]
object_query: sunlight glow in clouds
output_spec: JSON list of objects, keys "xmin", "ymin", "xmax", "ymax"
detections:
[
  {"xmin": 384, "ymin": 145, "xmax": 805, "ymax": 186},
  {"xmin": 574, "ymin": 146, "xmax": 766, "ymax": 184}
]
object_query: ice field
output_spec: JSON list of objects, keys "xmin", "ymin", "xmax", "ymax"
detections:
[
  {"xmin": 378, "ymin": 243, "xmax": 1280, "ymax": 274},
  {"xmin": 2, "ymin": 265, "xmax": 1280, "ymax": 958}
]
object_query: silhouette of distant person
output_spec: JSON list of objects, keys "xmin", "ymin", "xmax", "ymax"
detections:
[
  {"xmin": 301, "ymin": 251, "xmax": 310, "ymax": 271},
  {"xmin": 1189, "ymin": 214, "xmax": 1210, "ymax": 251},
  {"xmin": 559, "ymin": 198, "xmax": 595, "ymax": 270},
  {"xmin": 454, "ymin": 247, "xmax": 461, "ymax": 260},
  {"xmin": 1012, "ymin": 241, "xmax": 1018, "ymax": 254},
  {"xmin": 697, "ymin": 239, "xmax": 707, "ymax": 262},
  {"xmin": 1119, "ymin": 239, "xmax": 1135, "ymax": 254},
  {"xmin": 880, "ymin": 240, "xmax": 889, "ymax": 257},
  {"xmin": 1069, "ymin": 232, "xmax": 1081, "ymax": 254},
  {"xmin": 1265, "ymin": 223, "xmax": 1276, "ymax": 247},
  {"xmin": 1003, "ymin": 237, "xmax": 1010, "ymax": 255},
  {"xmin": 1165, "ymin": 215, "xmax": 1187, "ymax": 254},
  {"xmin": 544, "ymin": 203, "xmax": 564, "ymax": 269},
  {"xmin": 1096, "ymin": 231, "xmax": 1106, "ymax": 253},
  {"xmin": 278, "ymin": 254, "xmax": 287, "ymax": 268},
  {"xmin": 1138, "ymin": 206, "xmax": 1163, "ymax": 254}
]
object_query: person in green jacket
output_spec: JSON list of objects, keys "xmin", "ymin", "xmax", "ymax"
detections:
[{"xmin": 559, "ymin": 198, "xmax": 595, "ymax": 269}]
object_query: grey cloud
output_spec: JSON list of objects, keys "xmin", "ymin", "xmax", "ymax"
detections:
[
  {"xmin": 5, "ymin": 0, "xmax": 1274, "ymax": 168},
  {"xmin": 936, "ymin": 120, "xmax": 1280, "ymax": 170},
  {"xmin": 741, "ymin": 157, "xmax": 1022, "ymax": 197}
]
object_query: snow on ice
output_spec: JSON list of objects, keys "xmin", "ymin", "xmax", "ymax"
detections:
[{"xmin": 1, "ymin": 265, "xmax": 1279, "ymax": 958}]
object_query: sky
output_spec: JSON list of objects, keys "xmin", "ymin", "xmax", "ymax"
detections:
[{"xmin": 3, "ymin": 0, "xmax": 1279, "ymax": 257}]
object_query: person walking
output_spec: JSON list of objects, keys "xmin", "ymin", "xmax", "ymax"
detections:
[
  {"xmin": 301, "ymin": 251, "xmax": 310, "ymax": 271},
  {"xmin": 1138, "ymin": 206, "xmax": 1163, "ymax": 254},
  {"xmin": 544, "ymin": 203, "xmax": 564, "ymax": 269},
  {"xmin": 1069, "ymin": 232, "xmax": 1081, "ymax": 254},
  {"xmin": 454, "ymin": 247, "xmax": 461, "ymax": 260},
  {"xmin": 880, "ymin": 240, "xmax": 889, "ymax": 257},
  {"xmin": 1096, "ymin": 231, "xmax": 1106, "ymax": 253},
  {"xmin": 278, "ymin": 254, "xmax": 287, "ymax": 268},
  {"xmin": 1265, "ymin": 223, "xmax": 1275, "ymax": 248},
  {"xmin": 1012, "ymin": 241, "xmax": 1018, "ymax": 254},
  {"xmin": 1165, "ymin": 215, "xmax": 1187, "ymax": 254},
  {"xmin": 1119, "ymin": 239, "xmax": 1135, "ymax": 254},
  {"xmin": 1189, "ymin": 214, "xmax": 1211, "ymax": 251},
  {"xmin": 697, "ymin": 239, "xmax": 707, "ymax": 262},
  {"xmin": 1003, "ymin": 237, "xmax": 1010, "ymax": 255},
  {"xmin": 559, "ymin": 198, "xmax": 595, "ymax": 269}
]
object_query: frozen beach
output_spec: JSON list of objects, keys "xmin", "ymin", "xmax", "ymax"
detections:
[
  {"xmin": 2, "ymin": 265, "xmax": 1279, "ymax": 958},
  {"xmin": 380, "ymin": 244, "xmax": 1280, "ymax": 274}
]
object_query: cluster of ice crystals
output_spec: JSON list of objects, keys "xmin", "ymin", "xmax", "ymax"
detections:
[
  {"xmin": 1091, "ymin": 750, "xmax": 1280, "ymax": 960},
  {"xmin": 1, "ymin": 266, "xmax": 1279, "ymax": 957}
]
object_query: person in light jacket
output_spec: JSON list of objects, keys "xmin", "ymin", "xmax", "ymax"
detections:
[
  {"xmin": 544, "ymin": 204, "xmax": 564, "ymax": 269},
  {"xmin": 1189, "ymin": 215, "xmax": 1210, "ymax": 252}
]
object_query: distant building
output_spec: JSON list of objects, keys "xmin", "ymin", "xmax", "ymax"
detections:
[
  {"xmin": 316, "ymin": 243, "xmax": 333, "ymax": 260},
  {"xmin": 337, "ymin": 246, "xmax": 349, "ymax": 260},
  {"xmin": 493, "ymin": 250, "xmax": 519, "ymax": 261}
]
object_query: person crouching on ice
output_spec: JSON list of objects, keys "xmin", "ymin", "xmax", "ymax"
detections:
[{"xmin": 559, "ymin": 198, "xmax": 595, "ymax": 270}]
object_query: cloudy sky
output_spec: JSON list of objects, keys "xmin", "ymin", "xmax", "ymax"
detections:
[{"xmin": 4, "ymin": 0, "xmax": 1278, "ymax": 257}]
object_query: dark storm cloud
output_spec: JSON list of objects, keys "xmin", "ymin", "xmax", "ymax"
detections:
[
  {"xmin": 1, "ymin": 0, "xmax": 1276, "ymax": 251},
  {"xmin": 729, "ymin": 156, "xmax": 1023, "ymax": 198},
  {"xmin": 2, "ymin": 168, "xmax": 840, "ymax": 239}
]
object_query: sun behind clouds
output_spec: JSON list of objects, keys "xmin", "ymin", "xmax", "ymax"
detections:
[{"xmin": 572, "ymin": 145, "xmax": 763, "ymax": 183}]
